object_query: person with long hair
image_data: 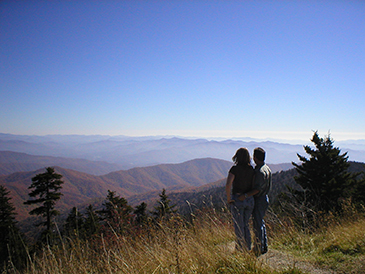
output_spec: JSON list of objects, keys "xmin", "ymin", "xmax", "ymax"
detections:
[{"xmin": 225, "ymin": 148, "xmax": 256, "ymax": 251}]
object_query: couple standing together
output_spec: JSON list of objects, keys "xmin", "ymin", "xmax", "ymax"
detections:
[{"xmin": 225, "ymin": 147, "xmax": 272, "ymax": 255}]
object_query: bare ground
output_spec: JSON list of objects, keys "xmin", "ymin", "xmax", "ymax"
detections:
[
  {"xmin": 258, "ymin": 249, "xmax": 336, "ymax": 274},
  {"xmin": 223, "ymin": 242, "xmax": 336, "ymax": 273}
]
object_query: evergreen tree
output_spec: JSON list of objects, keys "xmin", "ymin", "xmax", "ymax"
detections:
[
  {"xmin": 351, "ymin": 173, "xmax": 365, "ymax": 205},
  {"xmin": 98, "ymin": 190, "xmax": 133, "ymax": 234},
  {"xmin": 24, "ymin": 167, "xmax": 64, "ymax": 239},
  {"xmin": 134, "ymin": 202, "xmax": 148, "ymax": 226},
  {"xmin": 292, "ymin": 132, "xmax": 356, "ymax": 212},
  {"xmin": 0, "ymin": 185, "xmax": 27, "ymax": 270},
  {"xmin": 63, "ymin": 207, "xmax": 84, "ymax": 238},
  {"xmin": 83, "ymin": 205, "xmax": 100, "ymax": 237},
  {"xmin": 153, "ymin": 188, "xmax": 177, "ymax": 219}
]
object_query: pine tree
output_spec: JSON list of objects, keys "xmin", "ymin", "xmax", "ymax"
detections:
[
  {"xmin": 0, "ymin": 185, "xmax": 17, "ymax": 242},
  {"xmin": 63, "ymin": 207, "xmax": 84, "ymax": 238},
  {"xmin": 351, "ymin": 172, "xmax": 365, "ymax": 206},
  {"xmin": 24, "ymin": 167, "xmax": 64, "ymax": 239},
  {"xmin": 153, "ymin": 188, "xmax": 177, "ymax": 220},
  {"xmin": 98, "ymin": 190, "xmax": 133, "ymax": 234},
  {"xmin": 292, "ymin": 132, "xmax": 355, "ymax": 212},
  {"xmin": 134, "ymin": 202, "xmax": 148, "ymax": 226},
  {"xmin": 83, "ymin": 205, "xmax": 100, "ymax": 237},
  {"xmin": 0, "ymin": 185, "xmax": 27, "ymax": 270}
]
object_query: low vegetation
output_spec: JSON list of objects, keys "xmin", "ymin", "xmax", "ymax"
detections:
[
  {"xmin": 270, "ymin": 206, "xmax": 365, "ymax": 273},
  {"xmin": 2, "ymin": 205, "xmax": 364, "ymax": 273},
  {"xmin": 0, "ymin": 208, "xmax": 294, "ymax": 273}
]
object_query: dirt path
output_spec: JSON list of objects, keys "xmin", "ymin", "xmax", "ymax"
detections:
[
  {"xmin": 223, "ymin": 242, "xmax": 336, "ymax": 273},
  {"xmin": 258, "ymin": 249, "xmax": 336, "ymax": 274}
]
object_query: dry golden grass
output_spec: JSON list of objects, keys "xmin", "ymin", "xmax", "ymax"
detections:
[
  {"xmin": 10, "ymin": 208, "xmax": 308, "ymax": 274},
  {"xmin": 18, "ymin": 212, "xmax": 274, "ymax": 274},
  {"xmin": 9, "ymin": 207, "xmax": 365, "ymax": 273},
  {"xmin": 269, "ymin": 208, "xmax": 365, "ymax": 274}
]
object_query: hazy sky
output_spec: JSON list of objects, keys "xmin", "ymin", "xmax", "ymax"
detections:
[{"xmin": 1, "ymin": 1, "xmax": 364, "ymax": 142}]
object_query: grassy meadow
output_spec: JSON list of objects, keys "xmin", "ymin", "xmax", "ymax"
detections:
[{"xmin": 4, "ymin": 205, "xmax": 365, "ymax": 274}]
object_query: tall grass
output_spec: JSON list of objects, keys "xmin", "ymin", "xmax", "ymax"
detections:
[
  {"xmin": 8, "ymin": 210, "xmax": 271, "ymax": 274},
  {"xmin": 4, "ymin": 207, "xmax": 307, "ymax": 274},
  {"xmin": 7, "ymin": 205, "xmax": 365, "ymax": 273},
  {"xmin": 269, "ymin": 203, "xmax": 365, "ymax": 273}
]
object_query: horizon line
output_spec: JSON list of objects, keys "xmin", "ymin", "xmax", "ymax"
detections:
[{"xmin": 1, "ymin": 132, "xmax": 365, "ymax": 144}]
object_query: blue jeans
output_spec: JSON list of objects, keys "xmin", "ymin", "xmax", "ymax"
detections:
[
  {"xmin": 252, "ymin": 195, "xmax": 269, "ymax": 254},
  {"xmin": 230, "ymin": 194, "xmax": 254, "ymax": 250}
]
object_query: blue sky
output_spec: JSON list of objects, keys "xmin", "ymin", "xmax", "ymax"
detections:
[{"xmin": 1, "ymin": 1, "xmax": 364, "ymax": 142}]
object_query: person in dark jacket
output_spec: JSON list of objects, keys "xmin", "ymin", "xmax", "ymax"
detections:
[{"xmin": 225, "ymin": 148, "xmax": 255, "ymax": 251}]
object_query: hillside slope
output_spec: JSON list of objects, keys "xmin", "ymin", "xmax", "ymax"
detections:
[
  {"xmin": 130, "ymin": 161, "xmax": 365, "ymax": 215},
  {"xmin": 1, "ymin": 167, "xmax": 125, "ymax": 220},
  {"xmin": 0, "ymin": 150, "xmax": 293, "ymax": 177},
  {"xmin": 1, "ymin": 158, "xmax": 232, "ymax": 220}
]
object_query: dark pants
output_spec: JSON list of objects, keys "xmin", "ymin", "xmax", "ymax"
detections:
[{"xmin": 252, "ymin": 195, "xmax": 269, "ymax": 254}]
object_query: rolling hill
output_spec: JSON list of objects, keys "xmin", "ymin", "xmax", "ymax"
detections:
[
  {"xmin": 129, "ymin": 162, "xmax": 365, "ymax": 216},
  {"xmin": 1, "ymin": 158, "xmax": 232, "ymax": 220},
  {"xmin": 0, "ymin": 150, "xmax": 293, "ymax": 178}
]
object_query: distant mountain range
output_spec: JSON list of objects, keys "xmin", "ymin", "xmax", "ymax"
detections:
[
  {"xmin": 1, "ymin": 133, "xmax": 364, "ymax": 170},
  {"xmin": 1, "ymin": 156, "xmax": 295, "ymax": 221},
  {"xmin": 0, "ymin": 151, "xmax": 124, "ymax": 176},
  {"xmin": 1, "ymin": 133, "xmax": 364, "ymax": 223}
]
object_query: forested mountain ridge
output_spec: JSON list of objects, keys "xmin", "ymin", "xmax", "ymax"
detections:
[
  {"xmin": 128, "ymin": 169, "xmax": 298, "ymax": 214},
  {"xmin": 0, "ymin": 158, "xmax": 232, "ymax": 220},
  {"xmin": 129, "ymin": 161, "xmax": 365, "ymax": 216}
]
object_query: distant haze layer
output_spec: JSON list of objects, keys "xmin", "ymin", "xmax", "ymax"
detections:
[{"xmin": 1, "ymin": 134, "xmax": 364, "ymax": 170}]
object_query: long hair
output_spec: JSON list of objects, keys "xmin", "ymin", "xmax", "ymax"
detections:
[{"xmin": 232, "ymin": 148, "xmax": 251, "ymax": 166}]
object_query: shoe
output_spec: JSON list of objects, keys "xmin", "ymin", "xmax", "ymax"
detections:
[{"xmin": 261, "ymin": 247, "xmax": 268, "ymax": 255}]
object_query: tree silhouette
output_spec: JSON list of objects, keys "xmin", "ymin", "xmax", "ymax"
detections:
[
  {"xmin": 134, "ymin": 202, "xmax": 148, "ymax": 226},
  {"xmin": 0, "ymin": 185, "xmax": 27, "ymax": 270},
  {"xmin": 98, "ymin": 190, "xmax": 133, "ymax": 234},
  {"xmin": 83, "ymin": 205, "xmax": 100, "ymax": 237},
  {"xmin": 153, "ymin": 188, "xmax": 177, "ymax": 220},
  {"xmin": 24, "ymin": 167, "xmax": 64, "ymax": 238},
  {"xmin": 64, "ymin": 207, "xmax": 84, "ymax": 238},
  {"xmin": 292, "ymin": 132, "xmax": 356, "ymax": 212}
]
